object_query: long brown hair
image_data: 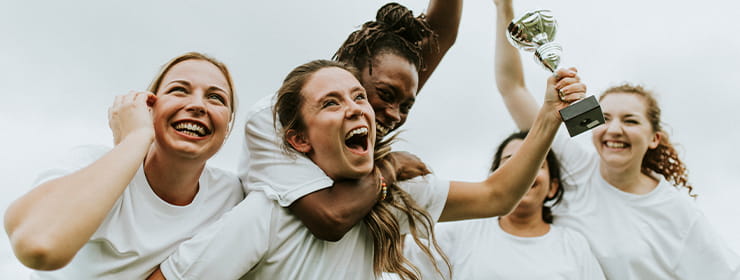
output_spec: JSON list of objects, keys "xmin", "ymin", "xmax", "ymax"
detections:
[
  {"xmin": 601, "ymin": 84, "xmax": 694, "ymax": 196},
  {"xmin": 274, "ymin": 59, "xmax": 450, "ymax": 279}
]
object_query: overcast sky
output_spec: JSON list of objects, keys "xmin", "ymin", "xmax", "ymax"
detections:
[{"xmin": 2, "ymin": 0, "xmax": 739, "ymax": 277}]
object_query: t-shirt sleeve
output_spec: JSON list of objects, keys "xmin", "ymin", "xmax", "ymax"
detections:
[
  {"xmin": 551, "ymin": 129, "xmax": 599, "ymax": 195},
  {"xmin": 238, "ymin": 95, "xmax": 333, "ymax": 207},
  {"xmin": 160, "ymin": 192, "xmax": 273, "ymax": 280},
  {"xmin": 398, "ymin": 174, "xmax": 450, "ymax": 224},
  {"xmin": 32, "ymin": 145, "xmax": 111, "ymax": 187},
  {"xmin": 673, "ymin": 215, "xmax": 740, "ymax": 279},
  {"xmin": 570, "ymin": 231, "xmax": 607, "ymax": 280}
]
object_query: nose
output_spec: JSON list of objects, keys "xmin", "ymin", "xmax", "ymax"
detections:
[
  {"xmin": 604, "ymin": 119, "xmax": 622, "ymax": 134},
  {"xmin": 346, "ymin": 100, "xmax": 364, "ymax": 119},
  {"xmin": 383, "ymin": 104, "xmax": 401, "ymax": 125},
  {"xmin": 185, "ymin": 94, "xmax": 207, "ymax": 116}
]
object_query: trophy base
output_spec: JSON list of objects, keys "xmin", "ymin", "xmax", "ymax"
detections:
[{"xmin": 559, "ymin": 95, "xmax": 605, "ymax": 137}]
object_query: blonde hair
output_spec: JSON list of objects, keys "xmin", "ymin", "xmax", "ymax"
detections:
[
  {"xmin": 148, "ymin": 52, "xmax": 237, "ymax": 132},
  {"xmin": 601, "ymin": 84, "xmax": 694, "ymax": 196},
  {"xmin": 274, "ymin": 59, "xmax": 450, "ymax": 279}
]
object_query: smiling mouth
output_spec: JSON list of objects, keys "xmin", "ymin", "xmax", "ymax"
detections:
[
  {"xmin": 345, "ymin": 127, "xmax": 369, "ymax": 152},
  {"xmin": 376, "ymin": 122, "xmax": 391, "ymax": 138},
  {"xmin": 604, "ymin": 141, "xmax": 629, "ymax": 149},
  {"xmin": 173, "ymin": 121, "xmax": 211, "ymax": 137}
]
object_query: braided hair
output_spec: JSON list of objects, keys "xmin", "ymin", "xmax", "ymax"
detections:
[{"xmin": 333, "ymin": 2, "xmax": 437, "ymax": 75}]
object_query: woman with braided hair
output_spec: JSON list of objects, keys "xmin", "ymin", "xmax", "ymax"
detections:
[{"xmin": 236, "ymin": 1, "xmax": 462, "ymax": 243}]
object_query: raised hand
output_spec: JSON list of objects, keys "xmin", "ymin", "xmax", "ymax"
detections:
[{"xmin": 108, "ymin": 91, "xmax": 157, "ymax": 145}]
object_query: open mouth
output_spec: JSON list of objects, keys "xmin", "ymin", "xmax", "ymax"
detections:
[
  {"xmin": 376, "ymin": 121, "xmax": 391, "ymax": 138},
  {"xmin": 345, "ymin": 126, "xmax": 369, "ymax": 153},
  {"xmin": 173, "ymin": 121, "xmax": 211, "ymax": 137}
]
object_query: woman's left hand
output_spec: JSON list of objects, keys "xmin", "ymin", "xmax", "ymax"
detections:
[{"xmin": 543, "ymin": 67, "xmax": 587, "ymax": 122}]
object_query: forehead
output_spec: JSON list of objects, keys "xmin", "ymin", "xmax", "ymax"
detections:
[
  {"xmin": 501, "ymin": 139, "xmax": 524, "ymax": 158},
  {"xmin": 161, "ymin": 59, "xmax": 230, "ymax": 92},
  {"xmin": 302, "ymin": 67, "xmax": 363, "ymax": 101},
  {"xmin": 601, "ymin": 92, "xmax": 649, "ymax": 116},
  {"xmin": 365, "ymin": 53, "xmax": 419, "ymax": 95}
]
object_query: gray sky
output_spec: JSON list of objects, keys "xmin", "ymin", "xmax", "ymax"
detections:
[{"xmin": 2, "ymin": 0, "xmax": 739, "ymax": 276}]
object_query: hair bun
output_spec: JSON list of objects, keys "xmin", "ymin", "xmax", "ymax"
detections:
[{"xmin": 375, "ymin": 2, "xmax": 428, "ymax": 43}]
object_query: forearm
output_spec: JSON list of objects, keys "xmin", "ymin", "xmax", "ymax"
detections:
[
  {"xmin": 418, "ymin": 0, "xmax": 463, "ymax": 89},
  {"xmin": 486, "ymin": 107, "xmax": 560, "ymax": 211},
  {"xmin": 441, "ymin": 108, "xmax": 560, "ymax": 221},
  {"xmin": 290, "ymin": 172, "xmax": 379, "ymax": 241},
  {"xmin": 494, "ymin": 0, "xmax": 539, "ymax": 130},
  {"xmin": 4, "ymin": 132, "xmax": 152, "ymax": 270}
]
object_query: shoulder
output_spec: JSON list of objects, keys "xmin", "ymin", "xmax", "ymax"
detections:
[{"xmin": 202, "ymin": 165, "xmax": 244, "ymax": 200}]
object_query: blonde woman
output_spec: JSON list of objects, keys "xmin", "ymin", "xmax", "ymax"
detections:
[{"xmin": 4, "ymin": 52, "xmax": 243, "ymax": 279}]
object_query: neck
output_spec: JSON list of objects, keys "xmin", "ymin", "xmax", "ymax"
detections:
[
  {"xmin": 599, "ymin": 162, "xmax": 658, "ymax": 194},
  {"xmin": 143, "ymin": 147, "xmax": 204, "ymax": 206},
  {"xmin": 498, "ymin": 208, "xmax": 550, "ymax": 237}
]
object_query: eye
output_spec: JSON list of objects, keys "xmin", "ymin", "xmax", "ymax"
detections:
[
  {"xmin": 625, "ymin": 119, "xmax": 639, "ymax": 124},
  {"xmin": 168, "ymin": 86, "xmax": 187, "ymax": 94},
  {"xmin": 354, "ymin": 92, "xmax": 367, "ymax": 101},
  {"xmin": 208, "ymin": 92, "xmax": 227, "ymax": 105},
  {"xmin": 400, "ymin": 103, "xmax": 413, "ymax": 114},
  {"xmin": 322, "ymin": 99, "xmax": 339, "ymax": 108},
  {"xmin": 376, "ymin": 88, "xmax": 393, "ymax": 102}
]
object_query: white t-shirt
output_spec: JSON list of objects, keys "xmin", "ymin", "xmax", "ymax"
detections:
[
  {"xmin": 237, "ymin": 94, "xmax": 333, "ymax": 206},
  {"xmin": 550, "ymin": 133, "xmax": 740, "ymax": 279},
  {"xmin": 31, "ymin": 145, "xmax": 244, "ymax": 280},
  {"xmin": 403, "ymin": 218, "xmax": 605, "ymax": 280},
  {"xmin": 160, "ymin": 174, "xmax": 450, "ymax": 280}
]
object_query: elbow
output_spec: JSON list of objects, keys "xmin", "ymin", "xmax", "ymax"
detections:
[
  {"xmin": 10, "ymin": 232, "xmax": 74, "ymax": 270},
  {"xmin": 302, "ymin": 210, "xmax": 354, "ymax": 242}
]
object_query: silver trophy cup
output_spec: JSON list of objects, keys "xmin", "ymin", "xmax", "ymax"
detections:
[{"xmin": 507, "ymin": 10, "xmax": 604, "ymax": 137}]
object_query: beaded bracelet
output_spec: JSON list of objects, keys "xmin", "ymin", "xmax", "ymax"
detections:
[{"xmin": 379, "ymin": 175, "xmax": 388, "ymax": 201}]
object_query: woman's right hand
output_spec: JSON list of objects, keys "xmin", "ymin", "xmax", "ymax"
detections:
[{"xmin": 108, "ymin": 91, "xmax": 157, "ymax": 145}]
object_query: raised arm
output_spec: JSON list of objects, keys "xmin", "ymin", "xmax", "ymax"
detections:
[
  {"xmin": 4, "ymin": 91, "xmax": 155, "ymax": 270},
  {"xmin": 418, "ymin": 0, "xmax": 463, "ymax": 90},
  {"xmin": 440, "ymin": 68, "xmax": 584, "ymax": 221},
  {"xmin": 493, "ymin": 0, "xmax": 539, "ymax": 130}
]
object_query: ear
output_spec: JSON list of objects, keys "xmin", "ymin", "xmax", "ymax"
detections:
[
  {"xmin": 286, "ymin": 129, "xmax": 312, "ymax": 153},
  {"xmin": 648, "ymin": 131, "xmax": 662, "ymax": 149},
  {"xmin": 547, "ymin": 178, "xmax": 560, "ymax": 199}
]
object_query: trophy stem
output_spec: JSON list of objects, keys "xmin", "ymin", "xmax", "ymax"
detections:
[{"xmin": 534, "ymin": 42, "xmax": 562, "ymax": 72}]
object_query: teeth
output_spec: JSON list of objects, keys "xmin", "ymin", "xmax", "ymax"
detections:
[
  {"xmin": 376, "ymin": 123, "xmax": 390, "ymax": 136},
  {"xmin": 345, "ymin": 127, "xmax": 368, "ymax": 140},
  {"xmin": 605, "ymin": 141, "xmax": 626, "ymax": 148},
  {"xmin": 175, "ymin": 122, "xmax": 207, "ymax": 136}
]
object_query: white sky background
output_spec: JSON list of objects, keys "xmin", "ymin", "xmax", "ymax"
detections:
[{"xmin": 2, "ymin": 0, "xmax": 739, "ymax": 277}]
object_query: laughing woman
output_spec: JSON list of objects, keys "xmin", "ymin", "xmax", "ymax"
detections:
[
  {"xmin": 237, "ymin": 1, "xmax": 463, "ymax": 242},
  {"xmin": 493, "ymin": 0, "xmax": 740, "ymax": 278},
  {"xmin": 4, "ymin": 52, "xmax": 243, "ymax": 279},
  {"xmin": 152, "ymin": 59, "xmax": 586, "ymax": 279}
]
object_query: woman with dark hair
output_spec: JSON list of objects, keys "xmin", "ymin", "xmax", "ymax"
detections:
[
  {"xmin": 404, "ymin": 131, "xmax": 604, "ymax": 279},
  {"xmin": 152, "ymin": 57, "xmax": 585, "ymax": 279},
  {"xmin": 4, "ymin": 52, "xmax": 243, "ymax": 279},
  {"xmin": 237, "ymin": 1, "xmax": 462, "ymax": 242},
  {"xmin": 493, "ymin": 0, "xmax": 740, "ymax": 278}
]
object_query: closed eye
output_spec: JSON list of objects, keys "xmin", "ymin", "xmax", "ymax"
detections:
[{"xmin": 168, "ymin": 86, "xmax": 187, "ymax": 94}]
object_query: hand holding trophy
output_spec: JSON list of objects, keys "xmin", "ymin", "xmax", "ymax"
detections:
[{"xmin": 507, "ymin": 10, "xmax": 605, "ymax": 137}]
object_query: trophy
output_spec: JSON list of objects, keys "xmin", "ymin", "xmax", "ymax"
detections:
[{"xmin": 507, "ymin": 10, "xmax": 604, "ymax": 137}]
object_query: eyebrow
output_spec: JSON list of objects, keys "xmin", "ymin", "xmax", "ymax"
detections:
[{"xmin": 167, "ymin": 79, "xmax": 228, "ymax": 93}]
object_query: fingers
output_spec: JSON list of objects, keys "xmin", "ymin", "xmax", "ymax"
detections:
[{"xmin": 553, "ymin": 67, "xmax": 586, "ymax": 103}]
